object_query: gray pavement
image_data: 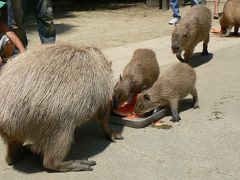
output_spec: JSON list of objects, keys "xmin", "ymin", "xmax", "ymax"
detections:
[{"xmin": 0, "ymin": 1, "xmax": 240, "ymax": 180}]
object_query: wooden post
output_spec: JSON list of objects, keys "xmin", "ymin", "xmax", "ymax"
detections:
[{"xmin": 159, "ymin": 0, "xmax": 169, "ymax": 10}]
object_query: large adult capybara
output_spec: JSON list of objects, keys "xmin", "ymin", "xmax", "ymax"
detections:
[
  {"xmin": 134, "ymin": 63, "xmax": 199, "ymax": 122},
  {"xmin": 220, "ymin": 0, "xmax": 240, "ymax": 37},
  {"xmin": 0, "ymin": 44, "xmax": 123, "ymax": 172},
  {"xmin": 113, "ymin": 48, "xmax": 160, "ymax": 109},
  {"xmin": 171, "ymin": 5, "xmax": 212, "ymax": 63}
]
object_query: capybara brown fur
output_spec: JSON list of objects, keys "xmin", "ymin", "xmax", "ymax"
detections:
[
  {"xmin": 113, "ymin": 48, "xmax": 160, "ymax": 109},
  {"xmin": 0, "ymin": 43, "xmax": 123, "ymax": 172},
  {"xmin": 220, "ymin": 0, "xmax": 240, "ymax": 37},
  {"xmin": 171, "ymin": 5, "xmax": 212, "ymax": 63},
  {"xmin": 134, "ymin": 63, "xmax": 199, "ymax": 122}
]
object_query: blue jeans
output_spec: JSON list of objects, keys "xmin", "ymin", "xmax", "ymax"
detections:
[
  {"xmin": 7, "ymin": 0, "xmax": 56, "ymax": 47},
  {"xmin": 170, "ymin": 0, "xmax": 200, "ymax": 19}
]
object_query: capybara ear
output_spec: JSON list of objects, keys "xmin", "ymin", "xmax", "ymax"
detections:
[
  {"xmin": 144, "ymin": 93, "xmax": 150, "ymax": 101},
  {"xmin": 141, "ymin": 86, "xmax": 148, "ymax": 92}
]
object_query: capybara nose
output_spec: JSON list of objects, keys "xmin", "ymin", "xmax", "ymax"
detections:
[{"xmin": 171, "ymin": 45, "xmax": 180, "ymax": 50}]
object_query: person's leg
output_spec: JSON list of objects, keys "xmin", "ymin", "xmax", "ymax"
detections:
[
  {"xmin": 213, "ymin": 0, "xmax": 219, "ymax": 19},
  {"xmin": 170, "ymin": 0, "xmax": 181, "ymax": 19},
  {"xmin": 34, "ymin": 0, "xmax": 56, "ymax": 44},
  {"xmin": 7, "ymin": 0, "xmax": 28, "ymax": 47},
  {"xmin": 169, "ymin": 0, "xmax": 181, "ymax": 24}
]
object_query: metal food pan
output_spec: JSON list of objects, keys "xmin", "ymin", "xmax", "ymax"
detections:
[{"xmin": 110, "ymin": 108, "xmax": 167, "ymax": 128}]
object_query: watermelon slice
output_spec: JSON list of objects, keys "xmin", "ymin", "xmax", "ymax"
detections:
[{"xmin": 113, "ymin": 95, "xmax": 141, "ymax": 119}]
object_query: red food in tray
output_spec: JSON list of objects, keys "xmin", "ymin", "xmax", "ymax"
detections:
[{"xmin": 113, "ymin": 95, "xmax": 141, "ymax": 119}]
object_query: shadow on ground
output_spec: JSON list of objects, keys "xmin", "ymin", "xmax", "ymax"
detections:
[
  {"xmin": 162, "ymin": 98, "xmax": 195, "ymax": 121},
  {"xmin": 191, "ymin": 52, "xmax": 213, "ymax": 68},
  {"xmin": 13, "ymin": 121, "xmax": 124, "ymax": 173}
]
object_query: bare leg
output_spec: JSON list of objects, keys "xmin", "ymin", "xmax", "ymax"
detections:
[
  {"xmin": 202, "ymin": 34, "xmax": 209, "ymax": 56},
  {"xmin": 170, "ymin": 98, "xmax": 181, "ymax": 122},
  {"xmin": 6, "ymin": 140, "xmax": 32, "ymax": 165},
  {"xmin": 190, "ymin": 86, "xmax": 199, "ymax": 109},
  {"xmin": 95, "ymin": 107, "xmax": 123, "ymax": 142},
  {"xmin": 213, "ymin": 0, "xmax": 219, "ymax": 19},
  {"xmin": 42, "ymin": 130, "xmax": 96, "ymax": 172}
]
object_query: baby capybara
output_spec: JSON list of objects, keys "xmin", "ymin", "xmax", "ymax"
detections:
[
  {"xmin": 0, "ymin": 44, "xmax": 123, "ymax": 172},
  {"xmin": 220, "ymin": 0, "xmax": 240, "ymax": 37},
  {"xmin": 113, "ymin": 48, "xmax": 160, "ymax": 109},
  {"xmin": 171, "ymin": 5, "xmax": 212, "ymax": 63},
  {"xmin": 134, "ymin": 63, "xmax": 199, "ymax": 122}
]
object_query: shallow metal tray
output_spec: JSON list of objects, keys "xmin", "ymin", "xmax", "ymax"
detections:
[{"xmin": 110, "ymin": 108, "xmax": 167, "ymax": 128}]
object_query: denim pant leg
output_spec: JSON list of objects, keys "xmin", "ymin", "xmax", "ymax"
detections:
[
  {"xmin": 35, "ymin": 0, "xmax": 56, "ymax": 44},
  {"xmin": 8, "ymin": 0, "xmax": 28, "ymax": 47},
  {"xmin": 190, "ymin": 0, "xmax": 200, "ymax": 6},
  {"xmin": 170, "ymin": 0, "xmax": 181, "ymax": 19}
]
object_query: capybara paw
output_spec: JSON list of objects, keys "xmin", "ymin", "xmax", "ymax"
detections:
[
  {"xmin": 114, "ymin": 132, "xmax": 124, "ymax": 140},
  {"xmin": 5, "ymin": 156, "xmax": 14, "ymax": 165},
  {"xmin": 76, "ymin": 159, "xmax": 96, "ymax": 166},
  {"xmin": 221, "ymin": 33, "xmax": 230, "ymax": 38},
  {"xmin": 71, "ymin": 163, "xmax": 93, "ymax": 171},
  {"xmin": 109, "ymin": 132, "xmax": 124, "ymax": 142},
  {"xmin": 193, "ymin": 103, "xmax": 200, "ymax": 109},
  {"xmin": 171, "ymin": 116, "xmax": 181, "ymax": 122}
]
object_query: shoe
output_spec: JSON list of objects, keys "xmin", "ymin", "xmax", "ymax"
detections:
[
  {"xmin": 168, "ymin": 17, "xmax": 180, "ymax": 25},
  {"xmin": 213, "ymin": 13, "xmax": 219, "ymax": 19}
]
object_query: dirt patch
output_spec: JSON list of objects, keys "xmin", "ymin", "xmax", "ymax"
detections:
[{"xmin": 25, "ymin": 2, "xmax": 223, "ymax": 49}]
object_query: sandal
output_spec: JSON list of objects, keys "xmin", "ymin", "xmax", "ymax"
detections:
[{"xmin": 213, "ymin": 13, "xmax": 219, "ymax": 19}]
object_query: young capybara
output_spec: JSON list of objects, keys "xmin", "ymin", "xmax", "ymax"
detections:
[
  {"xmin": 113, "ymin": 48, "xmax": 160, "ymax": 109},
  {"xmin": 134, "ymin": 63, "xmax": 199, "ymax": 122},
  {"xmin": 220, "ymin": 0, "xmax": 240, "ymax": 37},
  {"xmin": 171, "ymin": 5, "xmax": 212, "ymax": 63},
  {"xmin": 0, "ymin": 44, "xmax": 123, "ymax": 172}
]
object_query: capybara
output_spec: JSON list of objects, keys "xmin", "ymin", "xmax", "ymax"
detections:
[
  {"xmin": 171, "ymin": 5, "xmax": 212, "ymax": 63},
  {"xmin": 0, "ymin": 44, "xmax": 123, "ymax": 172},
  {"xmin": 113, "ymin": 48, "xmax": 160, "ymax": 109},
  {"xmin": 220, "ymin": 0, "xmax": 240, "ymax": 37},
  {"xmin": 134, "ymin": 63, "xmax": 199, "ymax": 122}
]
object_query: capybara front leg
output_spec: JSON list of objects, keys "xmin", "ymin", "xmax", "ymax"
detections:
[
  {"xmin": 202, "ymin": 34, "xmax": 209, "ymax": 56},
  {"xmin": 222, "ymin": 26, "xmax": 232, "ymax": 37},
  {"xmin": 190, "ymin": 86, "xmax": 199, "ymax": 109},
  {"xmin": 95, "ymin": 106, "xmax": 123, "ymax": 142},
  {"xmin": 42, "ymin": 131, "xmax": 96, "ymax": 172},
  {"xmin": 170, "ymin": 99, "xmax": 181, "ymax": 122},
  {"xmin": 234, "ymin": 26, "xmax": 239, "ymax": 35},
  {"xmin": 6, "ymin": 141, "xmax": 32, "ymax": 165},
  {"xmin": 100, "ymin": 113, "xmax": 123, "ymax": 142},
  {"xmin": 43, "ymin": 159, "xmax": 95, "ymax": 172}
]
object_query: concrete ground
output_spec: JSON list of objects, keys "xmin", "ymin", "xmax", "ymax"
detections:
[{"xmin": 1, "ymin": 1, "xmax": 240, "ymax": 180}]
